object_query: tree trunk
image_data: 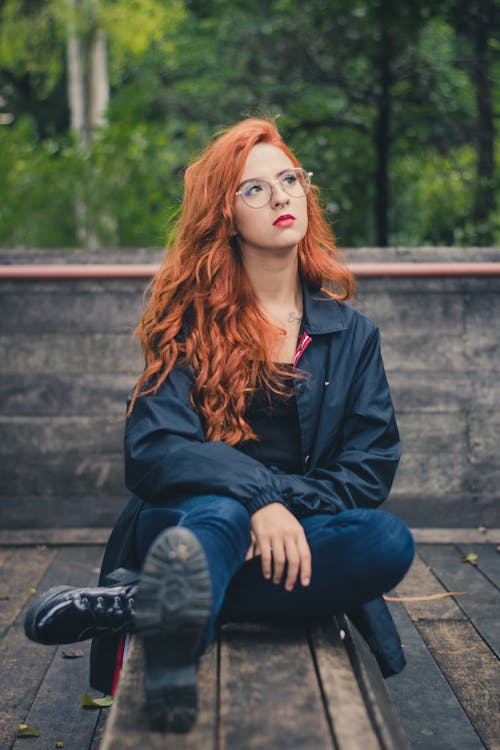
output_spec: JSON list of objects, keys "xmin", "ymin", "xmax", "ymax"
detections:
[
  {"xmin": 88, "ymin": 28, "xmax": 109, "ymax": 137},
  {"xmin": 471, "ymin": 0, "xmax": 495, "ymax": 244},
  {"xmin": 374, "ymin": 33, "xmax": 391, "ymax": 247},
  {"xmin": 66, "ymin": 0, "xmax": 87, "ymax": 146}
]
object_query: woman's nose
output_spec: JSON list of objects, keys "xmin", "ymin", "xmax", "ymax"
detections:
[{"xmin": 271, "ymin": 181, "xmax": 290, "ymax": 206}]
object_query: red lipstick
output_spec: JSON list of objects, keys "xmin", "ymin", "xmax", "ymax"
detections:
[{"xmin": 273, "ymin": 213, "xmax": 295, "ymax": 227}]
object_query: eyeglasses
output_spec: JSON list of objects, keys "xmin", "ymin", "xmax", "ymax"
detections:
[{"xmin": 235, "ymin": 168, "xmax": 313, "ymax": 209}]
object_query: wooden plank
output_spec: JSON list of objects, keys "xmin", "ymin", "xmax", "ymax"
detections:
[
  {"xmin": 0, "ymin": 373, "xmax": 132, "ymax": 417},
  {"xmin": 457, "ymin": 542, "xmax": 500, "ymax": 587},
  {"xmin": 0, "ymin": 545, "xmax": 58, "ymax": 637},
  {"xmin": 0, "ymin": 528, "xmax": 111, "ymax": 547},
  {"xmin": 2, "ymin": 528, "xmax": 500, "ymax": 547},
  {"xmin": 309, "ymin": 620, "xmax": 380, "ymax": 749},
  {"xmin": 410, "ymin": 529, "xmax": 500, "ymax": 544},
  {"xmin": 395, "ymin": 553, "xmax": 500, "ymax": 749},
  {"xmin": 0, "ymin": 415, "xmax": 123, "ymax": 456},
  {"xmin": 11, "ymin": 639, "xmax": 100, "ymax": 750},
  {"xmin": 395, "ymin": 555, "xmax": 467, "ymax": 622},
  {"xmin": 417, "ymin": 620, "xmax": 500, "ymax": 750},
  {"xmin": 418, "ymin": 544, "xmax": 500, "ymax": 657},
  {"xmin": 89, "ymin": 708, "xmax": 108, "ymax": 750},
  {"xmin": 218, "ymin": 623, "xmax": 333, "ymax": 750},
  {"xmin": 386, "ymin": 601, "xmax": 484, "ymax": 749},
  {"xmin": 0, "ymin": 546, "xmax": 103, "ymax": 750},
  {"xmin": 0, "ymin": 495, "xmax": 124, "ymax": 531},
  {"xmin": 342, "ymin": 618, "xmax": 411, "ymax": 750},
  {"xmin": 100, "ymin": 636, "xmax": 218, "ymax": 750}
]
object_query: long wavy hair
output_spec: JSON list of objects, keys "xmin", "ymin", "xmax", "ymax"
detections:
[{"xmin": 130, "ymin": 117, "xmax": 355, "ymax": 445}]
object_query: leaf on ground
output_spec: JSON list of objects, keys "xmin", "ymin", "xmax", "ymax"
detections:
[
  {"xmin": 62, "ymin": 649, "xmax": 84, "ymax": 659},
  {"xmin": 55, "ymin": 742, "xmax": 64, "ymax": 748},
  {"xmin": 17, "ymin": 724, "xmax": 41, "ymax": 737},
  {"xmin": 461, "ymin": 552, "xmax": 478, "ymax": 566},
  {"xmin": 28, "ymin": 587, "xmax": 37, "ymax": 597},
  {"xmin": 0, "ymin": 594, "xmax": 10, "ymax": 600},
  {"xmin": 81, "ymin": 691, "xmax": 113, "ymax": 708},
  {"xmin": 384, "ymin": 592, "xmax": 468, "ymax": 602}
]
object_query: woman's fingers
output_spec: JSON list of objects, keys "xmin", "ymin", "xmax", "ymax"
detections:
[
  {"xmin": 249, "ymin": 502, "xmax": 312, "ymax": 590},
  {"xmin": 297, "ymin": 534, "xmax": 312, "ymax": 587},
  {"xmin": 244, "ymin": 531, "xmax": 258, "ymax": 561},
  {"xmin": 259, "ymin": 539, "xmax": 273, "ymax": 579},
  {"xmin": 283, "ymin": 543, "xmax": 300, "ymax": 591},
  {"xmin": 272, "ymin": 543, "xmax": 286, "ymax": 584}
]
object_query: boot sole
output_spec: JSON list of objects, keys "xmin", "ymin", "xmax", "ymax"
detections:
[{"xmin": 135, "ymin": 527, "xmax": 212, "ymax": 733}]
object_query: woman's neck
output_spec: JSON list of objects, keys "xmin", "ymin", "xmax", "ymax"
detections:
[{"xmin": 242, "ymin": 249, "xmax": 302, "ymax": 315}]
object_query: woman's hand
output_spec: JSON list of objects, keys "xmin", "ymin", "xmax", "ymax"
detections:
[{"xmin": 246, "ymin": 502, "xmax": 311, "ymax": 592}]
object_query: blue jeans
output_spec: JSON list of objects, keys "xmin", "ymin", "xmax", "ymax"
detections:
[{"xmin": 135, "ymin": 495, "xmax": 414, "ymax": 647}]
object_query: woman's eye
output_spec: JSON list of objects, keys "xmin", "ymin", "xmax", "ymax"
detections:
[
  {"xmin": 244, "ymin": 182, "xmax": 264, "ymax": 195},
  {"xmin": 283, "ymin": 172, "xmax": 298, "ymax": 185}
]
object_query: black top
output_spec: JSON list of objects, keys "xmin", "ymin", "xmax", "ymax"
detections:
[{"xmin": 239, "ymin": 381, "xmax": 303, "ymax": 473}]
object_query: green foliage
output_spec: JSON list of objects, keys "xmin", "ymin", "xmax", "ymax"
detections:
[{"xmin": 0, "ymin": 0, "xmax": 498, "ymax": 248}]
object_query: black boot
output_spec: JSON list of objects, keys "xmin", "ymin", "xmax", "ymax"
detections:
[
  {"xmin": 24, "ymin": 570, "xmax": 138, "ymax": 645},
  {"xmin": 136, "ymin": 526, "xmax": 212, "ymax": 734}
]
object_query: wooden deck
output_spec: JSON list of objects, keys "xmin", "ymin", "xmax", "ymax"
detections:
[{"xmin": 0, "ymin": 535, "xmax": 498, "ymax": 750}]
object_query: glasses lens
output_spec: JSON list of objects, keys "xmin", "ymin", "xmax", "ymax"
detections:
[
  {"xmin": 239, "ymin": 178, "xmax": 272, "ymax": 208},
  {"xmin": 281, "ymin": 169, "xmax": 311, "ymax": 198}
]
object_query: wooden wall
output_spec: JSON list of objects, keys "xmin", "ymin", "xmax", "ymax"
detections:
[{"xmin": 1, "ymin": 247, "xmax": 499, "ymax": 529}]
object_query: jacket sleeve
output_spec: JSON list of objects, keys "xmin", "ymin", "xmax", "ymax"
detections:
[
  {"xmin": 276, "ymin": 328, "xmax": 400, "ymax": 517},
  {"xmin": 124, "ymin": 364, "xmax": 282, "ymax": 514}
]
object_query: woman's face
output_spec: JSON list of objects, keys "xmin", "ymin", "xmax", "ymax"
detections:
[{"xmin": 233, "ymin": 143, "xmax": 309, "ymax": 257}]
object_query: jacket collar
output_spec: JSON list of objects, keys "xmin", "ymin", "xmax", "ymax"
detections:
[{"xmin": 302, "ymin": 283, "xmax": 348, "ymax": 334}]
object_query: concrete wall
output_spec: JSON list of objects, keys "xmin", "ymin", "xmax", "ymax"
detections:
[{"xmin": 1, "ymin": 247, "xmax": 499, "ymax": 529}]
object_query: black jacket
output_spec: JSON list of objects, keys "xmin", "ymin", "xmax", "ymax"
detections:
[{"xmin": 90, "ymin": 285, "xmax": 405, "ymax": 692}]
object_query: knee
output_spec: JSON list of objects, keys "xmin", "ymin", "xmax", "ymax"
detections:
[
  {"xmin": 375, "ymin": 511, "xmax": 415, "ymax": 585},
  {"xmin": 180, "ymin": 495, "xmax": 251, "ymax": 547}
]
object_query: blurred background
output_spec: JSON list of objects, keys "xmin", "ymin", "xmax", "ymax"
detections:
[{"xmin": 0, "ymin": 0, "xmax": 498, "ymax": 251}]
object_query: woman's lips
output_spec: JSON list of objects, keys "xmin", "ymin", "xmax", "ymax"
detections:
[{"xmin": 273, "ymin": 214, "xmax": 295, "ymax": 227}]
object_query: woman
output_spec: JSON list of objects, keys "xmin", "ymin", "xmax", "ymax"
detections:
[{"xmin": 25, "ymin": 118, "xmax": 414, "ymax": 734}]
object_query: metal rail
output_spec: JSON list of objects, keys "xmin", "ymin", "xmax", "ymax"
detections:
[{"xmin": 0, "ymin": 262, "xmax": 500, "ymax": 279}]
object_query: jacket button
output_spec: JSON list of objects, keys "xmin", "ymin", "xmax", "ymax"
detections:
[{"xmin": 296, "ymin": 382, "xmax": 306, "ymax": 394}]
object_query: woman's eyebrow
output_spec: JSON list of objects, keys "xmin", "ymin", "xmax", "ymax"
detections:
[{"xmin": 240, "ymin": 167, "xmax": 294, "ymax": 182}]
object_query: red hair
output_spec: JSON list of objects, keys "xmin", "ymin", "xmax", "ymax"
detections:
[{"xmin": 130, "ymin": 118, "xmax": 355, "ymax": 444}]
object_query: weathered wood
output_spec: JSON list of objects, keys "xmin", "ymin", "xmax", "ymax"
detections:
[
  {"xmin": 0, "ymin": 546, "xmax": 57, "ymax": 636},
  {"xmin": 0, "ymin": 333, "xmax": 142, "ymax": 375},
  {"xmin": 0, "ymin": 373, "xmax": 132, "ymax": 416},
  {"xmin": 384, "ymin": 495, "xmax": 500, "ymax": 530},
  {"xmin": 10, "ymin": 639, "xmax": 100, "ymax": 750},
  {"xmin": 218, "ymin": 623, "xmax": 333, "ymax": 750},
  {"xmin": 89, "ymin": 708, "xmax": 109, "ymax": 750},
  {"xmin": 410, "ymin": 529, "xmax": 500, "ymax": 544},
  {"xmin": 1, "ymin": 454, "xmax": 125, "ymax": 497},
  {"xmin": 0, "ymin": 415, "xmax": 123, "ymax": 456},
  {"xmin": 418, "ymin": 544, "xmax": 500, "ymax": 656},
  {"xmin": 458, "ymin": 542, "xmax": 500, "ymax": 586},
  {"xmin": 341, "ymin": 618, "xmax": 411, "ymax": 750},
  {"xmin": 309, "ymin": 619, "xmax": 382, "ymax": 749},
  {"xmin": 0, "ymin": 496, "xmax": 124, "ymax": 531},
  {"xmin": 2, "ymin": 527, "xmax": 499, "ymax": 548},
  {"xmin": 0, "ymin": 290, "xmax": 142, "ymax": 333},
  {"xmin": 0, "ymin": 546, "xmax": 103, "ymax": 750},
  {"xmin": 395, "ymin": 552, "xmax": 500, "ymax": 749},
  {"xmin": 0, "ymin": 528, "xmax": 111, "ymax": 546},
  {"xmin": 417, "ymin": 620, "xmax": 500, "ymax": 750},
  {"xmin": 100, "ymin": 637, "xmax": 218, "ymax": 750},
  {"xmin": 386, "ymin": 600, "xmax": 484, "ymax": 750},
  {"xmin": 395, "ymin": 555, "xmax": 467, "ymax": 622}
]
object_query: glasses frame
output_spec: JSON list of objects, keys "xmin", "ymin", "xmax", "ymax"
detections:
[{"xmin": 235, "ymin": 168, "xmax": 313, "ymax": 209}]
